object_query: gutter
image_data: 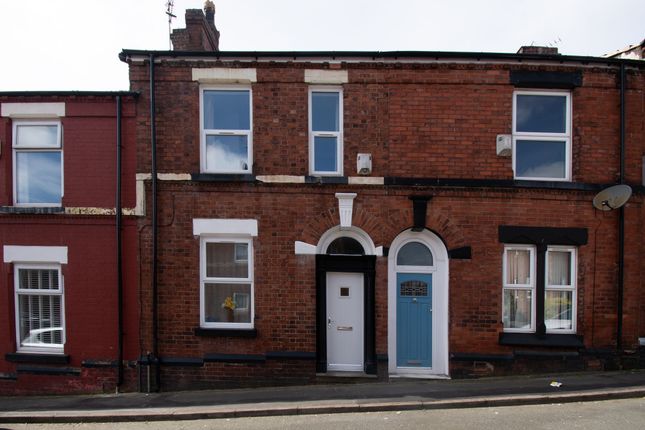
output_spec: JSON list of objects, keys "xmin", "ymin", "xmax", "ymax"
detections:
[{"xmin": 118, "ymin": 49, "xmax": 645, "ymax": 68}]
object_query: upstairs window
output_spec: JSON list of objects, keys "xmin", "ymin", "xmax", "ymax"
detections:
[
  {"xmin": 309, "ymin": 88, "xmax": 343, "ymax": 176},
  {"xmin": 15, "ymin": 264, "xmax": 65, "ymax": 354},
  {"xmin": 512, "ymin": 91, "xmax": 571, "ymax": 181},
  {"xmin": 200, "ymin": 87, "xmax": 252, "ymax": 174},
  {"xmin": 13, "ymin": 121, "xmax": 63, "ymax": 206}
]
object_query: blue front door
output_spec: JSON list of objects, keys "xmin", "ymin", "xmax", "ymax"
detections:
[{"xmin": 396, "ymin": 273, "xmax": 432, "ymax": 367}]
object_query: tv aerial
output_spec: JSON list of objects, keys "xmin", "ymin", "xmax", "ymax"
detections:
[
  {"xmin": 592, "ymin": 184, "xmax": 632, "ymax": 211},
  {"xmin": 166, "ymin": 1, "xmax": 177, "ymax": 50}
]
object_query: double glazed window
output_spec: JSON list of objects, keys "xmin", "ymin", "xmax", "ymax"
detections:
[
  {"xmin": 309, "ymin": 88, "xmax": 343, "ymax": 175},
  {"xmin": 200, "ymin": 238, "xmax": 254, "ymax": 328},
  {"xmin": 502, "ymin": 246, "xmax": 576, "ymax": 333},
  {"xmin": 201, "ymin": 87, "xmax": 252, "ymax": 173},
  {"xmin": 13, "ymin": 121, "xmax": 63, "ymax": 206},
  {"xmin": 513, "ymin": 91, "xmax": 571, "ymax": 181},
  {"xmin": 15, "ymin": 265, "xmax": 65, "ymax": 353}
]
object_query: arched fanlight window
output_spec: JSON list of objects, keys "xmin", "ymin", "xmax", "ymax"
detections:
[
  {"xmin": 326, "ymin": 237, "xmax": 365, "ymax": 255},
  {"xmin": 396, "ymin": 241, "xmax": 433, "ymax": 266}
]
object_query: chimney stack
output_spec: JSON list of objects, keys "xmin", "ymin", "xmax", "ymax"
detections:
[
  {"xmin": 517, "ymin": 46, "xmax": 559, "ymax": 55},
  {"xmin": 170, "ymin": 1, "xmax": 220, "ymax": 51}
]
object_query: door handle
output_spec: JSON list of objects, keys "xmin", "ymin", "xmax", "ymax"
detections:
[{"xmin": 328, "ymin": 317, "xmax": 332, "ymax": 328}]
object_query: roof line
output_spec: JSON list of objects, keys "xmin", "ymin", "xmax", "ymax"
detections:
[
  {"xmin": 118, "ymin": 49, "xmax": 644, "ymax": 67},
  {"xmin": 0, "ymin": 91, "xmax": 139, "ymax": 97}
]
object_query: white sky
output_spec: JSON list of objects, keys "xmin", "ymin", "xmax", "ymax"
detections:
[{"xmin": 0, "ymin": 0, "xmax": 642, "ymax": 91}]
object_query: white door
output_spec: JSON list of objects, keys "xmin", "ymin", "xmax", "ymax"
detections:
[{"xmin": 326, "ymin": 272, "xmax": 364, "ymax": 372}]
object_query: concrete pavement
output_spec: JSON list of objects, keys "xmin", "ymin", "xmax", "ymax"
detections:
[{"xmin": 0, "ymin": 370, "xmax": 644, "ymax": 423}]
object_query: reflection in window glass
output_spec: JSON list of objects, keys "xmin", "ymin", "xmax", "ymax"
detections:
[
  {"xmin": 516, "ymin": 94, "xmax": 567, "ymax": 133},
  {"xmin": 16, "ymin": 152, "xmax": 62, "ymax": 204},
  {"xmin": 515, "ymin": 140, "xmax": 566, "ymax": 179},
  {"xmin": 206, "ymin": 242, "xmax": 248, "ymax": 278},
  {"xmin": 16, "ymin": 125, "xmax": 59, "ymax": 148},
  {"xmin": 313, "ymin": 136, "xmax": 337, "ymax": 172},
  {"xmin": 397, "ymin": 242, "xmax": 433, "ymax": 266},
  {"xmin": 16, "ymin": 268, "xmax": 64, "ymax": 351},
  {"xmin": 203, "ymin": 90, "xmax": 250, "ymax": 130},
  {"xmin": 205, "ymin": 135, "xmax": 249, "ymax": 172},
  {"xmin": 312, "ymin": 92, "xmax": 339, "ymax": 132},
  {"xmin": 545, "ymin": 290, "xmax": 573, "ymax": 330},
  {"xmin": 503, "ymin": 289, "xmax": 532, "ymax": 329}
]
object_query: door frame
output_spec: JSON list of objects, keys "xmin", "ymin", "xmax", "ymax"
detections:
[
  {"xmin": 316, "ymin": 254, "xmax": 376, "ymax": 374},
  {"xmin": 388, "ymin": 229, "xmax": 449, "ymax": 378}
]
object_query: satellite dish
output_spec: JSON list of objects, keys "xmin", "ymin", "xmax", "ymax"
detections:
[{"xmin": 592, "ymin": 184, "xmax": 632, "ymax": 211}]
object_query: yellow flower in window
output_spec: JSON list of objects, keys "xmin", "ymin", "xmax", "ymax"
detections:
[{"xmin": 222, "ymin": 296, "xmax": 236, "ymax": 311}]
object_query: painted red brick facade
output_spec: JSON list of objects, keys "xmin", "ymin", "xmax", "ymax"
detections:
[
  {"xmin": 0, "ymin": 94, "xmax": 140, "ymax": 394},
  {"xmin": 121, "ymin": 48, "xmax": 645, "ymax": 390}
]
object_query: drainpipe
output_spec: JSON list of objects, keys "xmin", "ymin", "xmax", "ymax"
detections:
[
  {"xmin": 149, "ymin": 54, "xmax": 160, "ymax": 391},
  {"xmin": 116, "ymin": 95, "xmax": 124, "ymax": 389},
  {"xmin": 617, "ymin": 62, "xmax": 626, "ymax": 352}
]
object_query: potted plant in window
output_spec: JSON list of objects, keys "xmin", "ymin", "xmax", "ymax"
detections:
[{"xmin": 222, "ymin": 296, "xmax": 236, "ymax": 322}]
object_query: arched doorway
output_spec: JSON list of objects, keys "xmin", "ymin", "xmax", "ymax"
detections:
[
  {"xmin": 316, "ymin": 226, "xmax": 377, "ymax": 374},
  {"xmin": 388, "ymin": 229, "xmax": 449, "ymax": 377}
]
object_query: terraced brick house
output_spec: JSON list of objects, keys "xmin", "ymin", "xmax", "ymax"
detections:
[
  {"xmin": 119, "ymin": 4, "xmax": 645, "ymax": 391},
  {"xmin": 0, "ymin": 93, "xmax": 140, "ymax": 394}
]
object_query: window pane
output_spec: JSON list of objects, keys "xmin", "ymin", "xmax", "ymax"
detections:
[
  {"xmin": 503, "ymin": 289, "xmax": 532, "ymax": 329},
  {"xmin": 19, "ymin": 295, "xmax": 62, "ymax": 346},
  {"xmin": 516, "ymin": 94, "xmax": 567, "ymax": 133},
  {"xmin": 506, "ymin": 249, "xmax": 531, "ymax": 285},
  {"xmin": 16, "ymin": 124, "xmax": 59, "ymax": 148},
  {"xmin": 203, "ymin": 90, "xmax": 250, "ymax": 130},
  {"xmin": 206, "ymin": 242, "xmax": 249, "ymax": 278},
  {"xmin": 397, "ymin": 242, "xmax": 433, "ymax": 266},
  {"xmin": 313, "ymin": 136, "xmax": 337, "ymax": 172},
  {"xmin": 516, "ymin": 140, "xmax": 566, "ymax": 179},
  {"xmin": 19, "ymin": 269, "xmax": 59, "ymax": 290},
  {"xmin": 16, "ymin": 152, "xmax": 62, "ymax": 204},
  {"xmin": 545, "ymin": 290, "xmax": 573, "ymax": 330},
  {"xmin": 204, "ymin": 283, "xmax": 251, "ymax": 323},
  {"xmin": 327, "ymin": 237, "xmax": 364, "ymax": 255},
  {"xmin": 548, "ymin": 251, "xmax": 572, "ymax": 286},
  {"xmin": 205, "ymin": 135, "xmax": 249, "ymax": 171},
  {"xmin": 312, "ymin": 92, "xmax": 339, "ymax": 132}
]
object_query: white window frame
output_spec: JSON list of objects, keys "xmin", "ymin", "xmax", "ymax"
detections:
[
  {"xmin": 512, "ymin": 90, "xmax": 571, "ymax": 182},
  {"xmin": 309, "ymin": 87, "xmax": 343, "ymax": 176},
  {"xmin": 14, "ymin": 263, "xmax": 66, "ymax": 354},
  {"xmin": 199, "ymin": 86, "xmax": 253, "ymax": 174},
  {"xmin": 199, "ymin": 236, "xmax": 254, "ymax": 329},
  {"xmin": 502, "ymin": 245, "xmax": 536, "ymax": 333},
  {"xmin": 545, "ymin": 246, "xmax": 577, "ymax": 334},
  {"xmin": 12, "ymin": 119, "xmax": 64, "ymax": 207}
]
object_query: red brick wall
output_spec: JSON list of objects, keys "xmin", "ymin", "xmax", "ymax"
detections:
[
  {"xmin": 0, "ymin": 96, "xmax": 138, "ymax": 208},
  {"xmin": 129, "ymin": 61, "xmax": 643, "ymax": 184},
  {"xmin": 0, "ymin": 218, "xmax": 140, "ymax": 394},
  {"xmin": 127, "ymin": 58, "xmax": 644, "ymax": 386}
]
